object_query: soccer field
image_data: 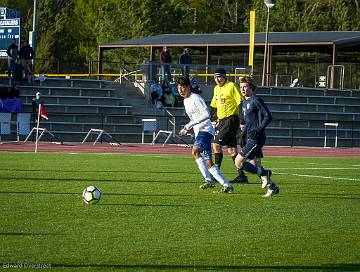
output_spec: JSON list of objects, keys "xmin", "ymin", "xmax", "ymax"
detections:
[{"xmin": 0, "ymin": 152, "xmax": 359, "ymax": 271}]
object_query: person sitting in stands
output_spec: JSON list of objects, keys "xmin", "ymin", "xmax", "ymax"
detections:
[
  {"xmin": 32, "ymin": 92, "xmax": 43, "ymax": 113},
  {"xmin": 190, "ymin": 76, "xmax": 201, "ymax": 94},
  {"xmin": 162, "ymin": 89, "xmax": 176, "ymax": 107},
  {"xmin": 290, "ymin": 78, "xmax": 303, "ymax": 88},
  {"xmin": 162, "ymin": 81, "xmax": 179, "ymax": 107},
  {"xmin": 150, "ymin": 82, "xmax": 163, "ymax": 109}
]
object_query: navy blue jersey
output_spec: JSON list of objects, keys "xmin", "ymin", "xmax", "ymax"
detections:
[{"xmin": 242, "ymin": 95, "xmax": 272, "ymax": 137}]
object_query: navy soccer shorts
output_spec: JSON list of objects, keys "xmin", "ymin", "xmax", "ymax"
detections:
[{"xmin": 239, "ymin": 137, "xmax": 265, "ymax": 160}]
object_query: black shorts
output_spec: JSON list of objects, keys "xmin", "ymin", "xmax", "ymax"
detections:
[{"xmin": 214, "ymin": 115, "xmax": 240, "ymax": 148}]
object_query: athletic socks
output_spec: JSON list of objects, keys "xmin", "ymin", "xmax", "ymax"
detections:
[
  {"xmin": 208, "ymin": 165, "xmax": 230, "ymax": 187},
  {"xmin": 214, "ymin": 153, "xmax": 223, "ymax": 169},
  {"xmin": 195, "ymin": 157, "xmax": 212, "ymax": 181},
  {"xmin": 243, "ymin": 161, "xmax": 258, "ymax": 174}
]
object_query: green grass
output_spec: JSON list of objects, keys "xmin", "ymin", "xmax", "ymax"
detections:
[{"xmin": 0, "ymin": 152, "xmax": 359, "ymax": 271}]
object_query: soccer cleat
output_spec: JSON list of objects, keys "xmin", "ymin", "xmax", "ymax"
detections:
[
  {"xmin": 260, "ymin": 169, "xmax": 272, "ymax": 189},
  {"xmin": 219, "ymin": 185, "xmax": 234, "ymax": 193},
  {"xmin": 200, "ymin": 180, "xmax": 216, "ymax": 189},
  {"xmin": 263, "ymin": 184, "xmax": 280, "ymax": 197},
  {"xmin": 231, "ymin": 173, "xmax": 249, "ymax": 184}
]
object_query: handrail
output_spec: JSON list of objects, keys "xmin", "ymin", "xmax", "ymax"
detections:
[{"xmin": 162, "ymin": 107, "xmax": 176, "ymax": 135}]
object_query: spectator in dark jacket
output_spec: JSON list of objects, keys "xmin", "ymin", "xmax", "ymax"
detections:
[
  {"xmin": 160, "ymin": 46, "xmax": 172, "ymax": 82},
  {"xmin": 6, "ymin": 39, "xmax": 18, "ymax": 76},
  {"xmin": 179, "ymin": 48, "xmax": 192, "ymax": 77},
  {"xmin": 19, "ymin": 41, "xmax": 34, "ymax": 84}
]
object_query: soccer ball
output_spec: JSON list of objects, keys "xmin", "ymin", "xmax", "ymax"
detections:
[{"xmin": 82, "ymin": 186, "xmax": 102, "ymax": 204}]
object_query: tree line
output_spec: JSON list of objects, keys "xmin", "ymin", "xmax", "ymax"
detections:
[{"xmin": 2, "ymin": 0, "xmax": 360, "ymax": 73}]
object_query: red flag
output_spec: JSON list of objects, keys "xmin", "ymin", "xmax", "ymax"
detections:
[{"xmin": 39, "ymin": 104, "xmax": 48, "ymax": 120}]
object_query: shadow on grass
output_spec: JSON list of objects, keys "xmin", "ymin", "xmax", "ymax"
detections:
[
  {"xmin": 0, "ymin": 176, "xmax": 195, "ymax": 184},
  {"xmin": 0, "ymin": 169, "xmax": 188, "ymax": 175},
  {"xmin": 51, "ymin": 263, "xmax": 360, "ymax": 271},
  {"xmin": 101, "ymin": 203, "xmax": 192, "ymax": 207},
  {"xmin": 0, "ymin": 232, "xmax": 59, "ymax": 236},
  {"xmin": 0, "ymin": 191, "xmax": 192, "ymax": 197}
]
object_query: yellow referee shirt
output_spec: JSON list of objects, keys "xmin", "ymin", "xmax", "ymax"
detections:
[{"xmin": 210, "ymin": 81, "xmax": 243, "ymax": 120}]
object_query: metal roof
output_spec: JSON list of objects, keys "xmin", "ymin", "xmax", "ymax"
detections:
[{"xmin": 100, "ymin": 31, "xmax": 360, "ymax": 48}]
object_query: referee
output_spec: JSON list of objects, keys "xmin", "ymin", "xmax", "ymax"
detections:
[{"xmin": 210, "ymin": 67, "xmax": 248, "ymax": 184}]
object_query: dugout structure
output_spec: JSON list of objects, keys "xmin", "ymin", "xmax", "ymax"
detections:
[{"xmin": 98, "ymin": 31, "xmax": 360, "ymax": 89}]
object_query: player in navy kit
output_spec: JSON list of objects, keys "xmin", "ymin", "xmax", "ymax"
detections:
[{"xmin": 234, "ymin": 77, "xmax": 279, "ymax": 197}]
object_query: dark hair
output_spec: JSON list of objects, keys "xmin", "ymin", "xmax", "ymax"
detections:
[
  {"xmin": 214, "ymin": 67, "xmax": 227, "ymax": 78},
  {"xmin": 176, "ymin": 76, "xmax": 191, "ymax": 87},
  {"xmin": 240, "ymin": 76, "xmax": 257, "ymax": 90}
]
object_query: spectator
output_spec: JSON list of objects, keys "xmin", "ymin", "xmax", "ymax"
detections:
[
  {"xmin": 162, "ymin": 90, "xmax": 176, "ymax": 107},
  {"xmin": 179, "ymin": 48, "xmax": 192, "ymax": 77},
  {"xmin": 19, "ymin": 41, "xmax": 34, "ymax": 85},
  {"xmin": 32, "ymin": 91, "xmax": 43, "ymax": 114},
  {"xmin": 6, "ymin": 39, "xmax": 19, "ymax": 77},
  {"xmin": 161, "ymin": 81, "xmax": 172, "ymax": 94},
  {"xmin": 170, "ymin": 83, "xmax": 181, "ymax": 107},
  {"xmin": 0, "ymin": 81, "xmax": 9, "ymax": 99},
  {"xmin": 9, "ymin": 85, "xmax": 20, "ymax": 99},
  {"xmin": 160, "ymin": 46, "xmax": 172, "ymax": 82},
  {"xmin": 190, "ymin": 76, "xmax": 201, "ymax": 94},
  {"xmin": 149, "ymin": 82, "xmax": 163, "ymax": 109},
  {"xmin": 161, "ymin": 81, "xmax": 176, "ymax": 107},
  {"xmin": 11, "ymin": 60, "xmax": 24, "ymax": 85},
  {"xmin": 290, "ymin": 78, "xmax": 303, "ymax": 88}
]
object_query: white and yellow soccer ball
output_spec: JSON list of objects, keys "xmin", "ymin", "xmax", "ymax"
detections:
[{"xmin": 82, "ymin": 186, "xmax": 102, "ymax": 204}]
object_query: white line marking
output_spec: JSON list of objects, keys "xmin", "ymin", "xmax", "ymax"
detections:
[
  {"xmin": 275, "ymin": 172, "xmax": 360, "ymax": 182},
  {"xmin": 274, "ymin": 168, "xmax": 356, "ymax": 170}
]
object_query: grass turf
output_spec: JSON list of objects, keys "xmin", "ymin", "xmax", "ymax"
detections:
[{"xmin": 0, "ymin": 152, "xmax": 359, "ymax": 271}]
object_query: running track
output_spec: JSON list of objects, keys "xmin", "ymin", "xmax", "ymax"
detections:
[{"xmin": 0, "ymin": 142, "xmax": 360, "ymax": 157}]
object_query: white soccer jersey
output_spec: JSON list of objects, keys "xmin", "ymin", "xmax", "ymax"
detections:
[{"xmin": 183, "ymin": 93, "xmax": 215, "ymax": 137}]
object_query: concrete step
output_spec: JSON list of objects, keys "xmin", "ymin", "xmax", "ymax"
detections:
[
  {"xmin": 266, "ymin": 127, "xmax": 357, "ymax": 138},
  {"xmin": 13, "ymin": 77, "xmax": 115, "ymax": 88},
  {"xmin": 18, "ymin": 85, "xmax": 114, "ymax": 97},
  {"xmin": 22, "ymin": 104, "xmax": 133, "ymax": 114},
  {"xmin": 25, "ymin": 113, "xmax": 136, "ymax": 123},
  {"xmin": 21, "ymin": 94, "xmax": 124, "ymax": 106},
  {"xmin": 267, "ymin": 102, "xmax": 360, "ymax": 114},
  {"xmin": 266, "ymin": 136, "xmax": 360, "ymax": 148},
  {"xmin": 270, "ymin": 119, "xmax": 360, "ymax": 129},
  {"xmin": 271, "ymin": 110, "xmax": 360, "ymax": 121},
  {"xmin": 257, "ymin": 87, "xmax": 360, "ymax": 97},
  {"xmin": 259, "ymin": 94, "xmax": 360, "ymax": 105},
  {"xmin": 36, "ymin": 122, "xmax": 142, "ymax": 133}
]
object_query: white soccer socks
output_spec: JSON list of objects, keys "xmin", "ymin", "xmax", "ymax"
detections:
[
  {"xmin": 208, "ymin": 165, "xmax": 231, "ymax": 188},
  {"xmin": 195, "ymin": 157, "xmax": 212, "ymax": 181}
]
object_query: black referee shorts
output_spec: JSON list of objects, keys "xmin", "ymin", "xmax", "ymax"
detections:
[{"xmin": 214, "ymin": 115, "xmax": 240, "ymax": 148}]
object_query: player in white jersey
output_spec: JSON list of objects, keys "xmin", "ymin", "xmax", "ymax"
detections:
[{"xmin": 177, "ymin": 77, "xmax": 233, "ymax": 193}]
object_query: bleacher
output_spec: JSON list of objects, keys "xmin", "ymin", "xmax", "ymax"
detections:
[
  {"xmin": 0, "ymin": 77, "xmax": 359, "ymax": 147},
  {"xmin": 1, "ymin": 77, "xmax": 143, "ymax": 143},
  {"xmin": 163, "ymin": 85, "xmax": 360, "ymax": 148},
  {"xmin": 255, "ymin": 87, "xmax": 360, "ymax": 147}
]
